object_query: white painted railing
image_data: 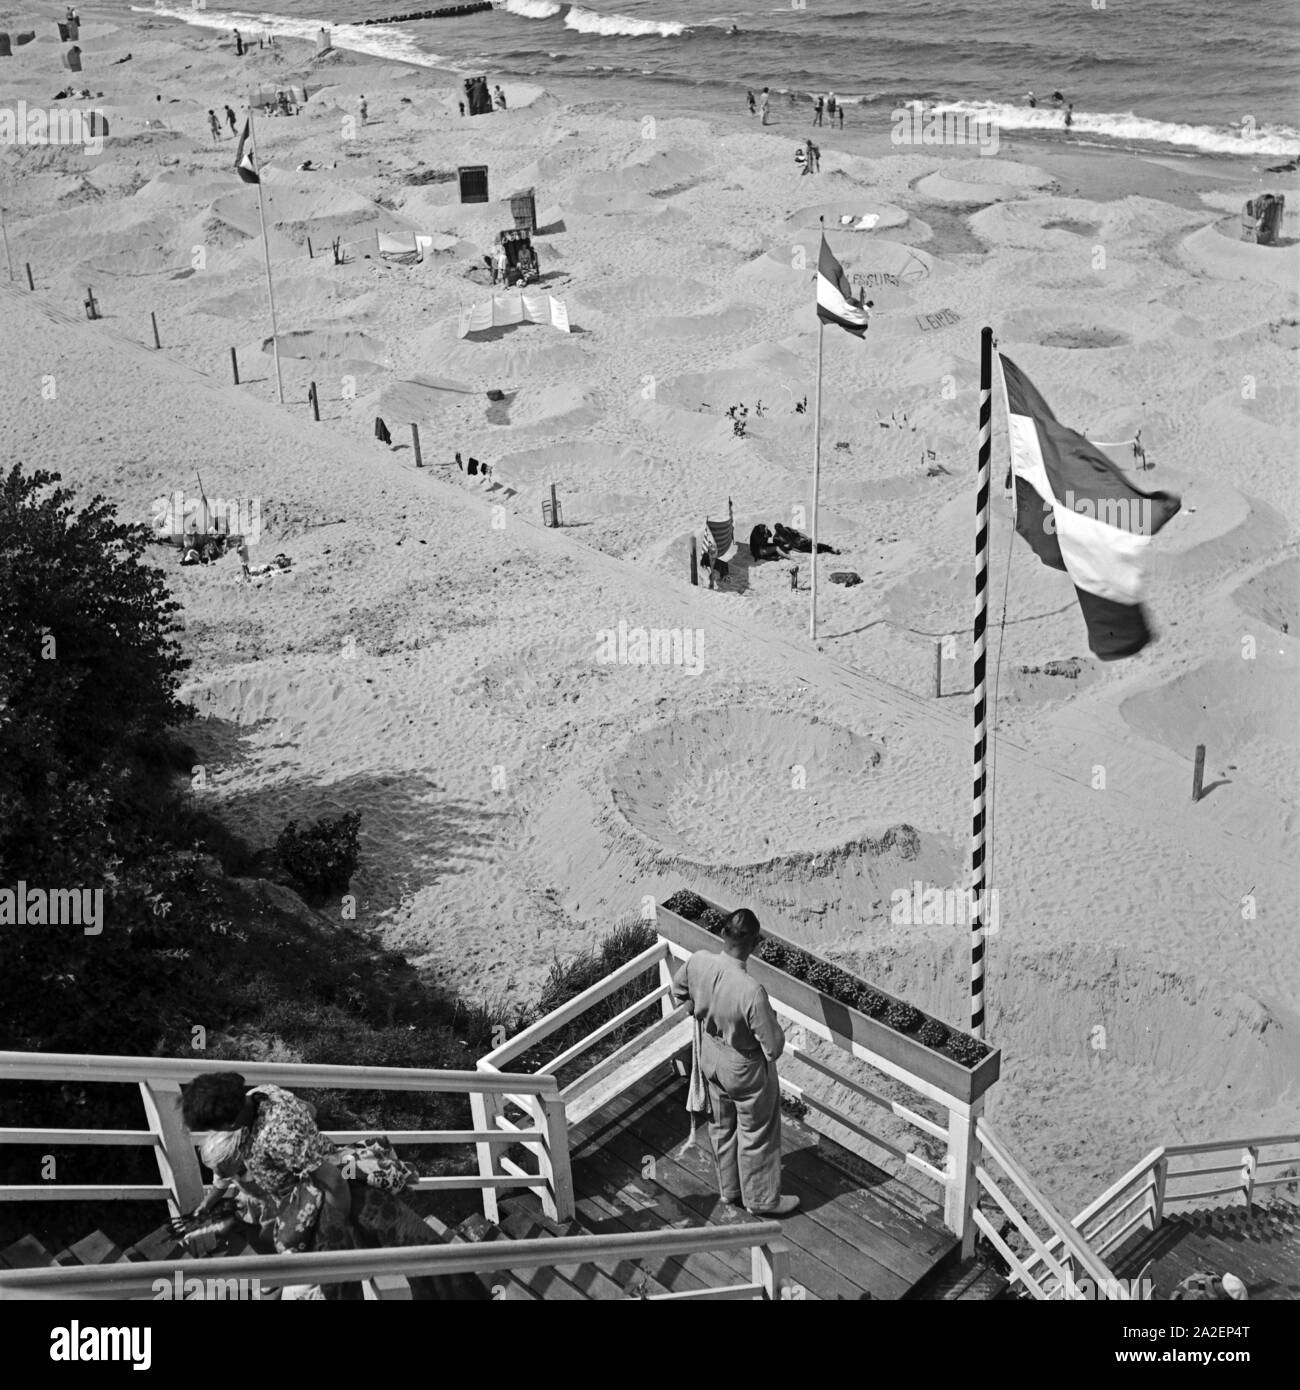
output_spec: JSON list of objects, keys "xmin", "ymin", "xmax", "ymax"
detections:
[
  {"xmin": 478, "ymin": 935, "xmax": 975, "ymax": 1239},
  {"xmin": 1020, "ymin": 1131, "xmax": 1300, "ymax": 1288},
  {"xmin": 0, "ymin": 1050, "xmax": 576, "ymax": 1224},
  {"xmin": 0, "ymin": 1223, "xmax": 789, "ymax": 1302},
  {"xmin": 973, "ymin": 1118, "xmax": 1130, "ymax": 1301}
]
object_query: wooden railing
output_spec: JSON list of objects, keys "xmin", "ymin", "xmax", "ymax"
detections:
[
  {"xmin": 0, "ymin": 1223, "xmax": 789, "ymax": 1302},
  {"xmin": 1019, "ymin": 1130, "xmax": 1300, "ymax": 1290},
  {"xmin": 477, "ymin": 934, "xmax": 980, "ymax": 1240},
  {"xmin": 972, "ymin": 1117, "xmax": 1131, "ymax": 1300},
  {"xmin": 0, "ymin": 1050, "xmax": 576, "ymax": 1224}
]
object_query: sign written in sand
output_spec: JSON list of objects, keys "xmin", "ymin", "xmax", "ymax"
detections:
[{"xmin": 916, "ymin": 307, "xmax": 961, "ymax": 332}]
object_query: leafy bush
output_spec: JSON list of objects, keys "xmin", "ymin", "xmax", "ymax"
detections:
[
  {"xmin": 662, "ymin": 890, "xmax": 707, "ymax": 921},
  {"xmin": 918, "ymin": 1019, "xmax": 949, "ymax": 1049},
  {"xmin": 275, "ymin": 811, "xmax": 362, "ymax": 902},
  {"xmin": 946, "ymin": 1034, "xmax": 987, "ymax": 1067},
  {"xmin": 883, "ymin": 1002, "xmax": 920, "ymax": 1032}
]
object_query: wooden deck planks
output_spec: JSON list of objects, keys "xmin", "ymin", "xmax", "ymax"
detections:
[{"xmin": 628, "ymin": 1093, "xmax": 907, "ymax": 1300}]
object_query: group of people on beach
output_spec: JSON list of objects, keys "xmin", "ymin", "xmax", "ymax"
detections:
[
  {"xmin": 1026, "ymin": 88, "xmax": 1074, "ymax": 128},
  {"xmin": 811, "ymin": 92, "xmax": 844, "ymax": 128},
  {"xmin": 207, "ymin": 105, "xmax": 239, "ymax": 141},
  {"xmin": 458, "ymin": 84, "xmax": 507, "ymax": 116},
  {"xmin": 746, "ymin": 87, "xmax": 846, "ymax": 129}
]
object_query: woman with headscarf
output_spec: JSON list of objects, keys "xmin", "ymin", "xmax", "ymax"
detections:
[{"xmin": 182, "ymin": 1071, "xmax": 487, "ymax": 1299}]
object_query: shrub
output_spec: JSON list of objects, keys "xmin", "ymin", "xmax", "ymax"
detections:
[
  {"xmin": 917, "ymin": 1019, "xmax": 949, "ymax": 1049},
  {"xmin": 699, "ymin": 907, "xmax": 729, "ymax": 933},
  {"xmin": 662, "ymin": 889, "xmax": 707, "ymax": 922},
  {"xmin": 946, "ymin": 1033, "xmax": 990, "ymax": 1067},
  {"xmin": 275, "ymin": 811, "xmax": 362, "ymax": 901},
  {"xmin": 883, "ymin": 1002, "xmax": 920, "ymax": 1032}
]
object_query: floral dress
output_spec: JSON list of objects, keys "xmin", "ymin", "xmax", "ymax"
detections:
[{"xmin": 238, "ymin": 1084, "xmax": 338, "ymax": 1253}]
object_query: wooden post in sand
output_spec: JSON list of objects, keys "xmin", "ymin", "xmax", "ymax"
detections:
[
  {"xmin": 25, "ymin": 262, "xmax": 35, "ymax": 291},
  {"xmin": 84, "ymin": 287, "xmax": 98, "ymax": 320},
  {"xmin": 307, "ymin": 236, "xmax": 313, "ymax": 260},
  {"xmin": 549, "ymin": 483, "xmax": 559, "ymax": 528},
  {"xmin": 150, "ymin": 312, "xmax": 161, "ymax": 350},
  {"xmin": 309, "ymin": 381, "xmax": 320, "ymax": 421},
  {"xmin": 689, "ymin": 535, "xmax": 698, "ymax": 586},
  {"xmin": 933, "ymin": 638, "xmax": 943, "ymax": 698},
  {"xmin": 1192, "ymin": 744, "xmax": 1206, "ymax": 802},
  {"xmin": 411, "ymin": 423, "xmax": 423, "ymax": 467}
]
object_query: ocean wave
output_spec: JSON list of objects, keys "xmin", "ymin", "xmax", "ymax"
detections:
[
  {"xmin": 500, "ymin": 0, "xmax": 562, "ymax": 19},
  {"xmin": 935, "ymin": 100, "xmax": 1299, "ymax": 158},
  {"xmin": 131, "ymin": 5, "xmax": 443, "ymax": 70},
  {"xmin": 564, "ymin": 7, "xmax": 687, "ymax": 38}
]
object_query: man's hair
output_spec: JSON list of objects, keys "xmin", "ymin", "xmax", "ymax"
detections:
[
  {"xmin": 721, "ymin": 908, "xmax": 761, "ymax": 944},
  {"xmin": 182, "ymin": 1071, "xmax": 249, "ymax": 1130}
]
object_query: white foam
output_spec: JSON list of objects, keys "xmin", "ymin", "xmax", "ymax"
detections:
[
  {"xmin": 928, "ymin": 99, "xmax": 1300, "ymax": 160},
  {"xmin": 563, "ymin": 6, "xmax": 687, "ymax": 38},
  {"xmin": 131, "ymin": 6, "xmax": 444, "ymax": 71},
  {"xmin": 500, "ymin": 0, "xmax": 562, "ymax": 17}
]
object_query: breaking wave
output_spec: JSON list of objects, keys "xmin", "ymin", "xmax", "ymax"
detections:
[{"xmin": 563, "ymin": 6, "xmax": 687, "ymax": 38}]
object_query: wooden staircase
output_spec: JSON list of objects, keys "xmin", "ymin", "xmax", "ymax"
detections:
[
  {"xmin": 1, "ymin": 1223, "xmax": 184, "ymax": 1279},
  {"xmin": 1112, "ymin": 1200, "xmax": 1300, "ymax": 1300}
]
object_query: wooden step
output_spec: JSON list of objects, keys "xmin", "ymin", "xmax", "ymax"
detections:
[
  {"xmin": 0, "ymin": 1235, "xmax": 57, "ymax": 1269},
  {"xmin": 428, "ymin": 1211, "xmax": 537, "ymax": 1301},
  {"xmin": 496, "ymin": 1204, "xmax": 627, "ymax": 1299}
]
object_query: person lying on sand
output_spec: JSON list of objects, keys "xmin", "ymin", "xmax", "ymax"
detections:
[{"xmin": 773, "ymin": 522, "xmax": 839, "ymax": 555}]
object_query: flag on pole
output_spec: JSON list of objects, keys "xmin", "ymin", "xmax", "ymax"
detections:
[
  {"xmin": 1000, "ymin": 353, "xmax": 1181, "ymax": 660},
  {"xmin": 234, "ymin": 119, "xmax": 259, "ymax": 184},
  {"xmin": 816, "ymin": 235, "xmax": 870, "ymax": 336}
]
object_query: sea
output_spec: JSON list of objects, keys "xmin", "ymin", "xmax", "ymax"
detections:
[{"xmin": 130, "ymin": 0, "xmax": 1300, "ymax": 159}]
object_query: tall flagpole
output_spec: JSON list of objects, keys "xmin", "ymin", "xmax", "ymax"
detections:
[
  {"xmin": 970, "ymin": 325, "xmax": 993, "ymax": 1040},
  {"xmin": 809, "ymin": 319, "xmax": 825, "ymax": 640},
  {"xmin": 248, "ymin": 107, "xmax": 284, "ymax": 404}
]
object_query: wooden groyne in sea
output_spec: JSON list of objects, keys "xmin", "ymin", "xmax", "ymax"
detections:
[{"xmin": 356, "ymin": 2, "xmax": 494, "ymax": 24}]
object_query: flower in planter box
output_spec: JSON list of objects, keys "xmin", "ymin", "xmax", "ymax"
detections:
[{"xmin": 917, "ymin": 1018, "xmax": 949, "ymax": 1049}]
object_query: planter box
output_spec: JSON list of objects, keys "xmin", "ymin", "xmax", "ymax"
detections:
[{"xmin": 656, "ymin": 899, "xmax": 1000, "ymax": 1106}]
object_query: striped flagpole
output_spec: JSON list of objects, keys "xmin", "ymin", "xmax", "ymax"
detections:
[{"xmin": 970, "ymin": 326, "xmax": 993, "ymax": 1039}]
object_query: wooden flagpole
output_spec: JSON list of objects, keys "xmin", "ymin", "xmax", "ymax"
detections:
[
  {"xmin": 809, "ymin": 319, "xmax": 825, "ymax": 640},
  {"xmin": 248, "ymin": 108, "xmax": 284, "ymax": 404},
  {"xmin": 970, "ymin": 325, "xmax": 993, "ymax": 1040}
]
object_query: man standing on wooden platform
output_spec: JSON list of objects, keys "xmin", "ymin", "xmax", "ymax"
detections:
[{"xmin": 671, "ymin": 909, "xmax": 800, "ymax": 1216}]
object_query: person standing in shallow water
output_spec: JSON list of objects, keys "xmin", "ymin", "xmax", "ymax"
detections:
[
  {"xmin": 671, "ymin": 909, "xmax": 800, "ymax": 1216},
  {"xmin": 759, "ymin": 87, "xmax": 770, "ymax": 125},
  {"xmin": 746, "ymin": 89, "xmax": 756, "ymax": 115}
]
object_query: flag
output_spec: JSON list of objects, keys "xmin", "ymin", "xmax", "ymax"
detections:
[
  {"xmin": 816, "ymin": 235, "xmax": 870, "ymax": 336},
  {"xmin": 234, "ymin": 119, "xmax": 259, "ymax": 184},
  {"xmin": 1000, "ymin": 354, "xmax": 1181, "ymax": 660}
]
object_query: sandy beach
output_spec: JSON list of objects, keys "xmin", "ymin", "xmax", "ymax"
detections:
[{"xmin": 2, "ymin": 3, "xmax": 1298, "ymax": 1214}]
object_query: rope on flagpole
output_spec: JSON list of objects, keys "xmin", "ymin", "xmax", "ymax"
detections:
[
  {"xmin": 248, "ymin": 107, "xmax": 285, "ymax": 405},
  {"xmin": 971, "ymin": 325, "xmax": 993, "ymax": 1040}
]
